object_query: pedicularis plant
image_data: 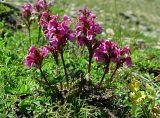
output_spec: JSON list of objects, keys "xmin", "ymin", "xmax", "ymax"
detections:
[
  {"xmin": 75, "ymin": 8, "xmax": 103, "ymax": 80},
  {"xmin": 23, "ymin": 2, "xmax": 132, "ymax": 91},
  {"xmin": 40, "ymin": 11, "xmax": 74, "ymax": 88},
  {"xmin": 21, "ymin": 3, "xmax": 33, "ymax": 45},
  {"xmin": 22, "ymin": 0, "xmax": 53, "ymax": 45}
]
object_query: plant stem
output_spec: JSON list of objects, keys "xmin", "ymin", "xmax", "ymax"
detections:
[
  {"xmin": 56, "ymin": 63, "xmax": 63, "ymax": 90},
  {"xmin": 27, "ymin": 24, "xmax": 31, "ymax": 45},
  {"xmin": 52, "ymin": 52, "xmax": 63, "ymax": 90},
  {"xmin": 60, "ymin": 52, "xmax": 69, "ymax": 88},
  {"xmin": 99, "ymin": 62, "xmax": 110, "ymax": 86},
  {"xmin": 109, "ymin": 63, "xmax": 119, "ymax": 82},
  {"xmin": 87, "ymin": 50, "xmax": 92, "ymax": 81},
  {"xmin": 39, "ymin": 67, "xmax": 52, "ymax": 88},
  {"xmin": 37, "ymin": 26, "xmax": 41, "ymax": 44}
]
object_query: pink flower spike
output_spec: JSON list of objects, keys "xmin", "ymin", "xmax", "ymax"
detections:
[
  {"xmin": 94, "ymin": 40, "xmax": 132, "ymax": 68},
  {"xmin": 40, "ymin": 46, "xmax": 49, "ymax": 58},
  {"xmin": 35, "ymin": 0, "xmax": 47, "ymax": 12},
  {"xmin": 28, "ymin": 45, "xmax": 37, "ymax": 54},
  {"xmin": 75, "ymin": 7, "xmax": 103, "ymax": 46},
  {"xmin": 25, "ymin": 55, "xmax": 35, "ymax": 69},
  {"xmin": 94, "ymin": 40, "xmax": 121, "ymax": 64},
  {"xmin": 41, "ymin": 11, "xmax": 49, "ymax": 18},
  {"xmin": 39, "ymin": 11, "xmax": 50, "ymax": 30},
  {"xmin": 41, "ymin": 13, "xmax": 74, "ymax": 52},
  {"xmin": 121, "ymin": 46, "xmax": 132, "ymax": 67},
  {"xmin": 22, "ymin": 3, "xmax": 33, "ymax": 19},
  {"xmin": 24, "ymin": 45, "xmax": 48, "ymax": 69}
]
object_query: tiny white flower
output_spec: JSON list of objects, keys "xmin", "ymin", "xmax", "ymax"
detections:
[{"xmin": 106, "ymin": 28, "xmax": 115, "ymax": 36}]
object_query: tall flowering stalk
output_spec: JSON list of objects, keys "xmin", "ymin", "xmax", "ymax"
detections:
[
  {"xmin": 21, "ymin": 3, "xmax": 33, "ymax": 45},
  {"xmin": 24, "ymin": 46, "xmax": 51, "ymax": 88},
  {"xmin": 33, "ymin": 0, "xmax": 54, "ymax": 44},
  {"xmin": 40, "ymin": 12, "xmax": 60, "ymax": 84},
  {"xmin": 75, "ymin": 7, "xmax": 102, "ymax": 80},
  {"xmin": 94, "ymin": 40, "xmax": 132, "ymax": 86},
  {"xmin": 40, "ymin": 12, "xmax": 75, "ymax": 87}
]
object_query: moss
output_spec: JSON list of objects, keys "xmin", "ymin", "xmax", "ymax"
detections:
[
  {"xmin": 0, "ymin": 29, "xmax": 3, "ymax": 37},
  {"xmin": 0, "ymin": 3, "xmax": 11, "ymax": 15}
]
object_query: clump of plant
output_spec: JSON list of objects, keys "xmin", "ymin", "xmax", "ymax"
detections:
[
  {"xmin": 23, "ymin": 3, "xmax": 134, "ymax": 117},
  {"xmin": 0, "ymin": 3, "xmax": 11, "ymax": 15},
  {"xmin": 24, "ymin": 6, "xmax": 132, "ymax": 95}
]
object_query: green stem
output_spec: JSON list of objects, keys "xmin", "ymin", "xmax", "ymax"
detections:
[
  {"xmin": 99, "ymin": 61, "xmax": 110, "ymax": 86},
  {"xmin": 108, "ymin": 63, "xmax": 119, "ymax": 82},
  {"xmin": 87, "ymin": 49, "xmax": 93, "ymax": 81},
  {"xmin": 27, "ymin": 24, "xmax": 31, "ymax": 45},
  {"xmin": 37, "ymin": 26, "xmax": 41, "ymax": 44},
  {"xmin": 56, "ymin": 63, "xmax": 63, "ymax": 90},
  {"xmin": 60, "ymin": 52, "xmax": 69, "ymax": 88},
  {"xmin": 52, "ymin": 52, "xmax": 63, "ymax": 90},
  {"xmin": 39, "ymin": 67, "xmax": 51, "ymax": 89}
]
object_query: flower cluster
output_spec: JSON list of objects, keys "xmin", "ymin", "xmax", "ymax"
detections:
[
  {"xmin": 25, "ymin": 46, "xmax": 48, "ymax": 69},
  {"xmin": 22, "ymin": 3, "xmax": 33, "ymax": 20},
  {"xmin": 33, "ymin": 0, "xmax": 54, "ymax": 17},
  {"xmin": 40, "ymin": 12, "xmax": 74, "ymax": 53},
  {"xmin": 75, "ymin": 7, "xmax": 102, "ymax": 46},
  {"xmin": 22, "ymin": 0, "xmax": 54, "ymax": 21},
  {"xmin": 35, "ymin": 0, "xmax": 47, "ymax": 12},
  {"xmin": 94, "ymin": 40, "xmax": 132, "ymax": 67},
  {"xmin": 39, "ymin": 11, "xmax": 50, "ymax": 30},
  {"xmin": 120, "ymin": 46, "xmax": 132, "ymax": 67}
]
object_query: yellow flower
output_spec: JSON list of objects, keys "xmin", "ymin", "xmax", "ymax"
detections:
[
  {"xmin": 128, "ymin": 78, "xmax": 140, "ymax": 92},
  {"xmin": 138, "ymin": 91, "xmax": 146, "ymax": 99},
  {"xmin": 135, "ymin": 91, "xmax": 146, "ymax": 104},
  {"xmin": 129, "ymin": 92, "xmax": 136, "ymax": 99}
]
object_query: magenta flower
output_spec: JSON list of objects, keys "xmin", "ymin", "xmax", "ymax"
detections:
[
  {"xmin": 22, "ymin": 3, "xmax": 33, "ymax": 20},
  {"xmin": 40, "ymin": 13, "xmax": 75, "ymax": 52},
  {"xmin": 94, "ymin": 40, "xmax": 121, "ymax": 64},
  {"xmin": 94, "ymin": 40, "xmax": 132, "ymax": 67},
  {"xmin": 40, "ymin": 46, "xmax": 49, "ymax": 58},
  {"xmin": 21, "ymin": 3, "xmax": 33, "ymax": 45},
  {"xmin": 34, "ymin": 0, "xmax": 54, "ymax": 16},
  {"xmin": 39, "ymin": 11, "xmax": 50, "ymax": 30},
  {"xmin": 94, "ymin": 40, "xmax": 132, "ymax": 85},
  {"xmin": 121, "ymin": 46, "xmax": 132, "ymax": 67},
  {"xmin": 75, "ymin": 7, "xmax": 102, "ymax": 46},
  {"xmin": 24, "ymin": 46, "xmax": 49, "ymax": 69},
  {"xmin": 35, "ymin": 0, "xmax": 47, "ymax": 12}
]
